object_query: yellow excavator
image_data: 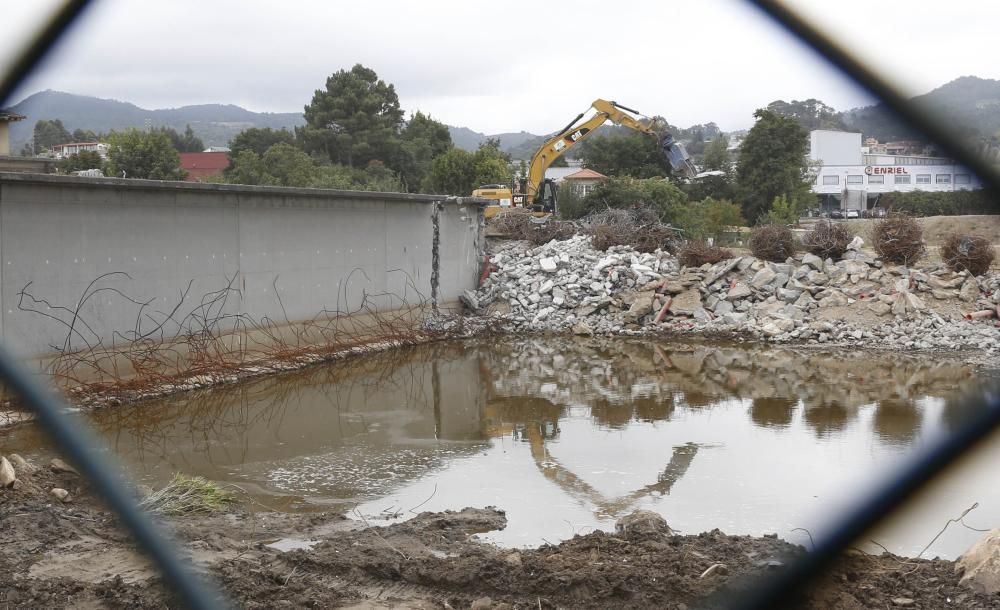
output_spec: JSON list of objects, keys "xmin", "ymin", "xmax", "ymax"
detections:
[{"xmin": 475, "ymin": 99, "xmax": 698, "ymax": 218}]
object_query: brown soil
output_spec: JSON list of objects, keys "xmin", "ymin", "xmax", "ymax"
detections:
[{"xmin": 1, "ymin": 458, "xmax": 997, "ymax": 609}]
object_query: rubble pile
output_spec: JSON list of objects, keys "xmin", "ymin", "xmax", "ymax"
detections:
[{"xmin": 470, "ymin": 234, "xmax": 1000, "ymax": 354}]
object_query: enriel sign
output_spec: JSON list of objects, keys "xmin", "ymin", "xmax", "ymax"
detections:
[{"xmin": 864, "ymin": 166, "xmax": 907, "ymax": 175}]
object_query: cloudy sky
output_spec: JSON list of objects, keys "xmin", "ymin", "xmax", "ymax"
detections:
[{"xmin": 1, "ymin": 1, "xmax": 996, "ymax": 134}]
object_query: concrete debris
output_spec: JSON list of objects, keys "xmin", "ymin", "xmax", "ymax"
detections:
[
  {"xmin": 9, "ymin": 454, "xmax": 33, "ymax": 476},
  {"xmin": 615, "ymin": 510, "xmax": 674, "ymax": 538},
  {"xmin": 50, "ymin": 488, "xmax": 71, "ymax": 503},
  {"xmin": 668, "ymin": 290, "xmax": 703, "ymax": 317},
  {"xmin": 957, "ymin": 528, "xmax": 1000, "ymax": 594},
  {"xmin": 475, "ymin": 233, "xmax": 1000, "ymax": 353},
  {"xmin": 49, "ymin": 458, "xmax": 78, "ymax": 475},
  {"xmin": 960, "ymin": 278, "xmax": 980, "ymax": 303},
  {"xmin": 0, "ymin": 456, "xmax": 16, "ymax": 487}
]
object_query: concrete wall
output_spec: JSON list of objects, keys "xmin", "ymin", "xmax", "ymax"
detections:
[{"xmin": 0, "ymin": 173, "xmax": 484, "ymax": 359}]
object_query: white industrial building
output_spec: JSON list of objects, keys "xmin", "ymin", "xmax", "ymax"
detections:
[{"xmin": 809, "ymin": 130, "xmax": 982, "ymax": 212}]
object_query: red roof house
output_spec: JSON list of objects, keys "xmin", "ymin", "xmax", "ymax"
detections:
[
  {"xmin": 179, "ymin": 152, "xmax": 230, "ymax": 181},
  {"xmin": 562, "ymin": 168, "xmax": 607, "ymax": 196}
]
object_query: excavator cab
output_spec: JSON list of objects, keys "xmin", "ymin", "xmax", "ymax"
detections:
[{"xmin": 533, "ymin": 179, "xmax": 558, "ymax": 214}]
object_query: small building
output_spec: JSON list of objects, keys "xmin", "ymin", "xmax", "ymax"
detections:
[
  {"xmin": 0, "ymin": 110, "xmax": 26, "ymax": 156},
  {"xmin": 809, "ymin": 130, "xmax": 982, "ymax": 213},
  {"xmin": 52, "ymin": 142, "xmax": 109, "ymax": 159},
  {"xmin": 542, "ymin": 166, "xmax": 580, "ymax": 184},
  {"xmin": 561, "ymin": 168, "xmax": 608, "ymax": 197},
  {"xmin": 179, "ymin": 151, "xmax": 230, "ymax": 181}
]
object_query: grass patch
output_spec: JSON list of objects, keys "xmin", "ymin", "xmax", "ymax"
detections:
[{"xmin": 139, "ymin": 473, "xmax": 236, "ymax": 515}]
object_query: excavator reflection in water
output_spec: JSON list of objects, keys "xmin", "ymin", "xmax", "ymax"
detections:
[
  {"xmin": 475, "ymin": 99, "xmax": 698, "ymax": 218},
  {"xmin": 484, "ymin": 395, "xmax": 701, "ymax": 520}
]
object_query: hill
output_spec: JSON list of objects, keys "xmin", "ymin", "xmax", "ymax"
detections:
[
  {"xmin": 446, "ymin": 126, "xmax": 544, "ymax": 154},
  {"xmin": 8, "ymin": 90, "xmax": 305, "ymax": 150},
  {"xmin": 841, "ymin": 76, "xmax": 1000, "ymax": 141},
  {"xmin": 9, "ymin": 90, "xmax": 723, "ymax": 159}
]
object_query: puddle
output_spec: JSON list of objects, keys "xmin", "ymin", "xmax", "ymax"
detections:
[
  {"xmin": 264, "ymin": 538, "xmax": 321, "ymax": 552},
  {"xmin": 2, "ymin": 337, "xmax": 996, "ymax": 559}
]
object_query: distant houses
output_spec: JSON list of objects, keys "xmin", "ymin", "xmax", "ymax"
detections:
[{"xmin": 51, "ymin": 142, "xmax": 109, "ymax": 159}]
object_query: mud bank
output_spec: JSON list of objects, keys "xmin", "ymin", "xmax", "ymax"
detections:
[
  {"xmin": 0, "ymin": 318, "xmax": 488, "ymax": 429},
  {"xmin": 0, "ymin": 457, "xmax": 996, "ymax": 609}
]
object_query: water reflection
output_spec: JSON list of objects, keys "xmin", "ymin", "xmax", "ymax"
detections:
[
  {"xmin": 0, "ymin": 337, "xmax": 989, "ymax": 555},
  {"xmin": 749, "ymin": 397, "xmax": 797, "ymax": 428}
]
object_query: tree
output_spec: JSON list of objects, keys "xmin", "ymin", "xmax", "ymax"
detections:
[
  {"xmin": 398, "ymin": 111, "xmax": 453, "ymax": 191},
  {"xmin": 153, "ymin": 125, "xmax": 204, "ymax": 153},
  {"xmin": 300, "ymin": 64, "xmax": 404, "ymax": 168},
  {"xmin": 225, "ymin": 142, "xmax": 316, "ymax": 186},
  {"xmin": 686, "ymin": 128, "xmax": 706, "ymax": 156},
  {"xmin": 673, "ymin": 198, "xmax": 745, "ymax": 240},
  {"xmin": 224, "ymin": 149, "xmax": 269, "ymax": 185},
  {"xmin": 427, "ymin": 149, "xmax": 474, "ymax": 195},
  {"xmin": 575, "ymin": 177, "xmax": 687, "ymax": 221},
  {"xmin": 470, "ymin": 139, "xmax": 510, "ymax": 184},
  {"xmin": 32, "ymin": 119, "xmax": 71, "ymax": 151},
  {"xmin": 177, "ymin": 125, "xmax": 204, "ymax": 152},
  {"xmin": 259, "ymin": 143, "xmax": 317, "ymax": 186},
  {"xmin": 426, "ymin": 140, "xmax": 511, "ymax": 195},
  {"xmin": 702, "ymin": 136, "xmax": 730, "ymax": 171},
  {"xmin": 104, "ymin": 129, "xmax": 186, "ymax": 180},
  {"xmin": 59, "ymin": 151, "xmax": 104, "ymax": 174},
  {"xmin": 229, "ymin": 127, "xmax": 296, "ymax": 158},
  {"xmin": 578, "ymin": 133, "xmax": 669, "ymax": 178},
  {"xmin": 735, "ymin": 109, "xmax": 813, "ymax": 223},
  {"xmin": 71, "ymin": 128, "xmax": 98, "ymax": 142},
  {"xmin": 766, "ymin": 194, "xmax": 799, "ymax": 225},
  {"xmin": 766, "ymin": 99, "xmax": 846, "ymax": 131}
]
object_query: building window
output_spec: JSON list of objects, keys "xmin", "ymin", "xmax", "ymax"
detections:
[
  {"xmin": 847, "ymin": 175, "xmax": 863, "ymax": 184},
  {"xmin": 936, "ymin": 174, "xmax": 951, "ymax": 184},
  {"xmin": 955, "ymin": 174, "xmax": 971, "ymax": 184},
  {"xmin": 822, "ymin": 175, "xmax": 839, "ymax": 185},
  {"xmin": 894, "ymin": 175, "xmax": 911, "ymax": 184},
  {"xmin": 868, "ymin": 175, "xmax": 884, "ymax": 184},
  {"xmin": 916, "ymin": 174, "xmax": 931, "ymax": 184}
]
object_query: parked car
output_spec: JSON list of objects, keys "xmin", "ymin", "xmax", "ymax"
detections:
[
  {"xmin": 846, "ymin": 210, "xmax": 860, "ymax": 219},
  {"xmin": 871, "ymin": 207, "xmax": 887, "ymax": 218},
  {"xmin": 829, "ymin": 210, "xmax": 844, "ymax": 219}
]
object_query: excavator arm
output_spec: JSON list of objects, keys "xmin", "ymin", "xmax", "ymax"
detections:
[{"xmin": 518, "ymin": 99, "xmax": 698, "ymax": 213}]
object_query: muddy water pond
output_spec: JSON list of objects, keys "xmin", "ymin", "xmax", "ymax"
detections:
[{"xmin": 4, "ymin": 338, "xmax": 997, "ymax": 559}]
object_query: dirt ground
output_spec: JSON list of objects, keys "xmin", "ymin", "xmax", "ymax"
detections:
[
  {"xmin": 1, "ymin": 458, "xmax": 997, "ymax": 609},
  {"xmin": 842, "ymin": 215, "xmax": 1000, "ymax": 247}
]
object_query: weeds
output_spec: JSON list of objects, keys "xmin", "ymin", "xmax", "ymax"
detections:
[{"xmin": 139, "ymin": 473, "xmax": 236, "ymax": 515}]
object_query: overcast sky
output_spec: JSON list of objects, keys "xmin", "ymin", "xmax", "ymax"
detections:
[{"xmin": 2, "ymin": 1, "xmax": 997, "ymax": 134}]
